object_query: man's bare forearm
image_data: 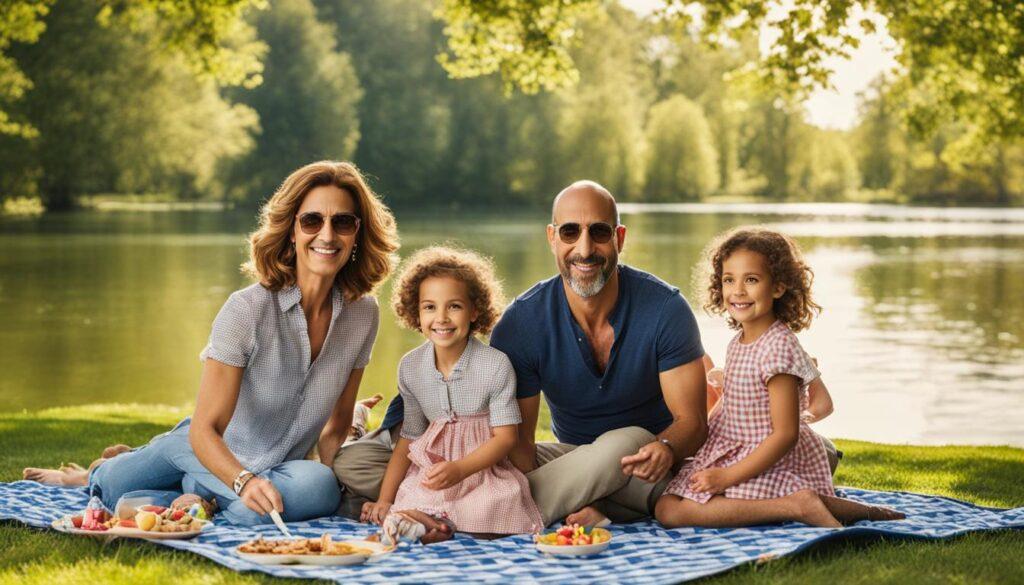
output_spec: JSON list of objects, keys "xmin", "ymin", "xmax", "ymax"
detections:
[{"xmin": 657, "ymin": 414, "xmax": 708, "ymax": 463}]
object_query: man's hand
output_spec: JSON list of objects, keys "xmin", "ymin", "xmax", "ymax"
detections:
[
  {"xmin": 421, "ymin": 461, "xmax": 465, "ymax": 490},
  {"xmin": 688, "ymin": 467, "xmax": 732, "ymax": 494},
  {"xmin": 240, "ymin": 476, "xmax": 284, "ymax": 516},
  {"xmin": 620, "ymin": 440, "xmax": 674, "ymax": 483},
  {"xmin": 361, "ymin": 500, "xmax": 393, "ymax": 525}
]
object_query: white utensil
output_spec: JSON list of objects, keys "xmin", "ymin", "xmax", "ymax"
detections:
[{"xmin": 269, "ymin": 509, "xmax": 292, "ymax": 538}]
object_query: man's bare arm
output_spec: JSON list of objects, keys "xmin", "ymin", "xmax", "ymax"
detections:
[
  {"xmin": 621, "ymin": 357, "xmax": 708, "ymax": 482},
  {"xmin": 510, "ymin": 394, "xmax": 541, "ymax": 473}
]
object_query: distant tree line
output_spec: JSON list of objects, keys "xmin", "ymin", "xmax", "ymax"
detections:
[{"xmin": 1, "ymin": 0, "xmax": 1021, "ymax": 210}]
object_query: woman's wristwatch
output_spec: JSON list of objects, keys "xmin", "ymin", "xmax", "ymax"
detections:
[{"xmin": 233, "ymin": 469, "xmax": 255, "ymax": 495}]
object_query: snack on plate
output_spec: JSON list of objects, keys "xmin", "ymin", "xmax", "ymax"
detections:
[
  {"xmin": 237, "ymin": 534, "xmax": 375, "ymax": 556},
  {"xmin": 80, "ymin": 497, "xmax": 111, "ymax": 531},
  {"xmin": 124, "ymin": 505, "xmax": 207, "ymax": 533},
  {"xmin": 534, "ymin": 523, "xmax": 612, "ymax": 547}
]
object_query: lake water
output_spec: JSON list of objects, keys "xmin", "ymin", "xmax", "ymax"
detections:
[{"xmin": 1, "ymin": 204, "xmax": 1022, "ymax": 447}]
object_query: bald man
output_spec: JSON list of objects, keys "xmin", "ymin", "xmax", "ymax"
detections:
[
  {"xmin": 333, "ymin": 181, "xmax": 709, "ymax": 525},
  {"xmin": 488, "ymin": 181, "xmax": 710, "ymax": 523}
]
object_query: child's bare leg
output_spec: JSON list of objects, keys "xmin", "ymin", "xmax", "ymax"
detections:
[
  {"xmin": 655, "ymin": 489, "xmax": 841, "ymax": 529},
  {"xmin": 565, "ymin": 505, "xmax": 609, "ymax": 527},
  {"xmin": 819, "ymin": 494, "xmax": 905, "ymax": 523}
]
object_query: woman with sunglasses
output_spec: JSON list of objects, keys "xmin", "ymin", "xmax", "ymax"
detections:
[{"xmin": 24, "ymin": 161, "xmax": 399, "ymax": 526}]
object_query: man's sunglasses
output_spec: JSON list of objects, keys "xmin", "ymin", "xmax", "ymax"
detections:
[
  {"xmin": 296, "ymin": 212, "xmax": 361, "ymax": 235},
  {"xmin": 552, "ymin": 222, "xmax": 617, "ymax": 244}
]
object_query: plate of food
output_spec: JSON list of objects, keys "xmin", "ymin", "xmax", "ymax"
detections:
[
  {"xmin": 52, "ymin": 498, "xmax": 211, "ymax": 540},
  {"xmin": 534, "ymin": 524, "xmax": 613, "ymax": 556},
  {"xmin": 235, "ymin": 535, "xmax": 390, "ymax": 566}
]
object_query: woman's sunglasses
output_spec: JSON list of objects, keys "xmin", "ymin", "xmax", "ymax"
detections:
[
  {"xmin": 552, "ymin": 222, "xmax": 616, "ymax": 244},
  {"xmin": 296, "ymin": 212, "xmax": 361, "ymax": 235}
]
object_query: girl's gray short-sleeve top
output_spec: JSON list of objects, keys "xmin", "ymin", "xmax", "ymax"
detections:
[
  {"xmin": 398, "ymin": 337, "xmax": 522, "ymax": 440},
  {"xmin": 199, "ymin": 283, "xmax": 379, "ymax": 473}
]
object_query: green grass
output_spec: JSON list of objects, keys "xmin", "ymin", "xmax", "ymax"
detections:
[{"xmin": 1, "ymin": 405, "xmax": 1022, "ymax": 584}]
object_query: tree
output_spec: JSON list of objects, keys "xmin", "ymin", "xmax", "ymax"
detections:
[
  {"xmin": 435, "ymin": 1, "xmax": 1024, "ymax": 142},
  {"xmin": 556, "ymin": 5, "xmax": 648, "ymax": 199},
  {"xmin": 227, "ymin": 0, "xmax": 361, "ymax": 204},
  {"xmin": 0, "ymin": 0, "xmax": 264, "ymax": 138},
  {"xmin": 0, "ymin": 1, "xmax": 258, "ymax": 208},
  {"xmin": 643, "ymin": 95, "xmax": 718, "ymax": 200}
]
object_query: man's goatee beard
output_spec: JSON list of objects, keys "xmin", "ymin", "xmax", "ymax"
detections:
[{"xmin": 562, "ymin": 255, "xmax": 615, "ymax": 298}]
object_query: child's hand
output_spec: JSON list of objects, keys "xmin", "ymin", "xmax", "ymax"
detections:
[
  {"xmin": 688, "ymin": 468, "xmax": 732, "ymax": 494},
  {"xmin": 421, "ymin": 461, "xmax": 465, "ymax": 490},
  {"xmin": 361, "ymin": 500, "xmax": 392, "ymax": 525}
]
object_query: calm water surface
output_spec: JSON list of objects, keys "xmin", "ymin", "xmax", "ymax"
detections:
[{"xmin": 1, "ymin": 204, "xmax": 1021, "ymax": 447}]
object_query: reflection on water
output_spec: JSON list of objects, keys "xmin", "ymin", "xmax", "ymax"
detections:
[{"xmin": 1, "ymin": 205, "xmax": 1021, "ymax": 446}]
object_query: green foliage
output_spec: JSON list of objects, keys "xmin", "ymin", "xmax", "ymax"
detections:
[
  {"xmin": 0, "ymin": 1, "xmax": 258, "ymax": 209},
  {"xmin": 435, "ymin": 1, "xmax": 1024, "ymax": 143},
  {"xmin": 644, "ymin": 95, "xmax": 719, "ymax": 200},
  {"xmin": 0, "ymin": 0, "xmax": 264, "ymax": 139},
  {"xmin": 557, "ymin": 5, "xmax": 648, "ymax": 199},
  {"xmin": 226, "ymin": 0, "xmax": 361, "ymax": 204},
  {"xmin": 436, "ymin": 0, "xmax": 596, "ymax": 94}
]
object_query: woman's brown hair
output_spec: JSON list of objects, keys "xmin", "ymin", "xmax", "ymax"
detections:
[
  {"xmin": 243, "ymin": 161, "xmax": 399, "ymax": 301},
  {"xmin": 391, "ymin": 246, "xmax": 505, "ymax": 336},
  {"xmin": 700, "ymin": 226, "xmax": 821, "ymax": 332}
]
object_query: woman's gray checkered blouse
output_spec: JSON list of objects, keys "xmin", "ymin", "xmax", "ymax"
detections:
[
  {"xmin": 199, "ymin": 283, "xmax": 378, "ymax": 473},
  {"xmin": 399, "ymin": 336, "xmax": 522, "ymax": 440}
]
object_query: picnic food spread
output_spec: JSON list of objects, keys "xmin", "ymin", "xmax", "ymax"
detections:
[
  {"xmin": 534, "ymin": 523, "xmax": 612, "ymax": 547},
  {"xmin": 237, "ymin": 534, "xmax": 375, "ymax": 556},
  {"xmin": 55, "ymin": 496, "xmax": 209, "ymax": 534}
]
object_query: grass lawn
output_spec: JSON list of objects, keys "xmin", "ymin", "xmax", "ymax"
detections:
[{"xmin": 1, "ymin": 404, "xmax": 1022, "ymax": 584}]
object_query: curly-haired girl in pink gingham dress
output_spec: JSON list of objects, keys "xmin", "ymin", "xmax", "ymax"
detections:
[
  {"xmin": 361, "ymin": 246, "xmax": 543, "ymax": 544},
  {"xmin": 655, "ymin": 227, "xmax": 905, "ymax": 529}
]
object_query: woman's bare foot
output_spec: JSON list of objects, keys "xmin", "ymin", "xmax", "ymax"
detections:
[
  {"xmin": 565, "ymin": 505, "xmax": 609, "ymax": 527},
  {"xmin": 820, "ymin": 494, "xmax": 906, "ymax": 524},
  {"xmin": 349, "ymin": 393, "xmax": 385, "ymax": 439},
  {"xmin": 22, "ymin": 467, "xmax": 89, "ymax": 487},
  {"xmin": 59, "ymin": 462, "xmax": 85, "ymax": 473},
  {"xmin": 789, "ymin": 489, "xmax": 842, "ymax": 528},
  {"xmin": 101, "ymin": 444, "xmax": 132, "ymax": 459}
]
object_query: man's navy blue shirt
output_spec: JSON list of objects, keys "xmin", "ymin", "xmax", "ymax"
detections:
[{"xmin": 489, "ymin": 265, "xmax": 704, "ymax": 446}]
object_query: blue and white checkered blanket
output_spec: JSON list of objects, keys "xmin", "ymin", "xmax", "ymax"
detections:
[{"xmin": 2, "ymin": 481, "xmax": 1021, "ymax": 583}]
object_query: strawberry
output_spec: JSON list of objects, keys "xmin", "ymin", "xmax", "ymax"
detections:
[
  {"xmin": 170, "ymin": 509, "xmax": 185, "ymax": 521},
  {"xmin": 556, "ymin": 534, "xmax": 571, "ymax": 546},
  {"xmin": 71, "ymin": 515, "xmax": 83, "ymax": 528}
]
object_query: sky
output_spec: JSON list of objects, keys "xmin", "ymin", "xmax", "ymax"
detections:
[{"xmin": 621, "ymin": 0, "xmax": 899, "ymax": 130}]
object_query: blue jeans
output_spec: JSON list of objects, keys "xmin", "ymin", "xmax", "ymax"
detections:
[{"xmin": 88, "ymin": 419, "xmax": 341, "ymax": 526}]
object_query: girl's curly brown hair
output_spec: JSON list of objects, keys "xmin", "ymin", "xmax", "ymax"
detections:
[
  {"xmin": 699, "ymin": 227, "xmax": 822, "ymax": 332},
  {"xmin": 391, "ymin": 246, "xmax": 505, "ymax": 336}
]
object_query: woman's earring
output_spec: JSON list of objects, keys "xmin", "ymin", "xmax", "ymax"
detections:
[{"xmin": 350, "ymin": 245, "xmax": 357, "ymax": 263}]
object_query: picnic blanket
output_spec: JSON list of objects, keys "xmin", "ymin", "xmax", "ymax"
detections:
[{"xmin": 2, "ymin": 481, "xmax": 1022, "ymax": 584}]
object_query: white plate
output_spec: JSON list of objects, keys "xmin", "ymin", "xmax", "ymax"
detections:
[
  {"xmin": 235, "ymin": 539, "xmax": 389, "ymax": 566},
  {"xmin": 51, "ymin": 517, "xmax": 206, "ymax": 540},
  {"xmin": 535, "ymin": 540, "xmax": 612, "ymax": 556}
]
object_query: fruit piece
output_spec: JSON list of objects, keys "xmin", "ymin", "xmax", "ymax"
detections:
[
  {"xmin": 135, "ymin": 511, "xmax": 158, "ymax": 531},
  {"xmin": 578, "ymin": 534, "xmax": 592, "ymax": 545},
  {"xmin": 556, "ymin": 526, "xmax": 572, "ymax": 537},
  {"xmin": 118, "ymin": 519, "xmax": 137, "ymax": 529},
  {"xmin": 170, "ymin": 509, "xmax": 185, "ymax": 521},
  {"xmin": 140, "ymin": 505, "xmax": 167, "ymax": 514},
  {"xmin": 556, "ymin": 534, "xmax": 571, "ymax": 546},
  {"xmin": 71, "ymin": 516, "xmax": 83, "ymax": 528}
]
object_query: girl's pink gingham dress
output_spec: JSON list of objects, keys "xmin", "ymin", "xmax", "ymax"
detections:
[
  {"xmin": 391, "ymin": 339, "xmax": 543, "ymax": 534},
  {"xmin": 665, "ymin": 320, "xmax": 834, "ymax": 503}
]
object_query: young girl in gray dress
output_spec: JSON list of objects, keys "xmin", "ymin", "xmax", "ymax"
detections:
[{"xmin": 361, "ymin": 246, "xmax": 543, "ymax": 544}]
